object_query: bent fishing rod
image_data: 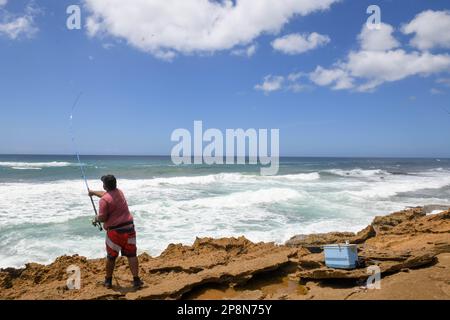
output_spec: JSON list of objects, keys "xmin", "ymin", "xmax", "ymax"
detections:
[{"xmin": 69, "ymin": 92, "xmax": 103, "ymax": 231}]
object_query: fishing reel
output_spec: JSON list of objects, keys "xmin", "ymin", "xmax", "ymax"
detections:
[{"xmin": 91, "ymin": 218, "xmax": 103, "ymax": 231}]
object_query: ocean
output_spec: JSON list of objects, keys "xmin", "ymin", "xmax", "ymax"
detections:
[{"xmin": 1, "ymin": 154, "xmax": 449, "ymax": 268}]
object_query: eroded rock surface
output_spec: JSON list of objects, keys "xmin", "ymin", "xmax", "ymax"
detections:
[
  {"xmin": 295, "ymin": 208, "xmax": 450, "ymax": 284},
  {"xmin": 0, "ymin": 237, "xmax": 296, "ymax": 300},
  {"xmin": 1, "ymin": 207, "xmax": 449, "ymax": 300}
]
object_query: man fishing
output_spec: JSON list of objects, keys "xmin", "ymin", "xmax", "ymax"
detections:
[{"xmin": 88, "ymin": 175, "xmax": 143, "ymax": 289}]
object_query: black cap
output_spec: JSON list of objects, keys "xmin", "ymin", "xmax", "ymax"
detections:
[{"xmin": 101, "ymin": 175, "xmax": 117, "ymax": 191}]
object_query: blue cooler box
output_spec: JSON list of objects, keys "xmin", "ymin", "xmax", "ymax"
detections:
[{"xmin": 323, "ymin": 244, "xmax": 358, "ymax": 269}]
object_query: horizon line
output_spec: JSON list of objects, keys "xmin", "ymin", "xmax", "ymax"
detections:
[{"xmin": 0, "ymin": 153, "xmax": 449, "ymax": 160}]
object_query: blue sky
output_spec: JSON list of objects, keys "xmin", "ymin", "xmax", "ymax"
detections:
[{"xmin": 1, "ymin": 0, "xmax": 450, "ymax": 157}]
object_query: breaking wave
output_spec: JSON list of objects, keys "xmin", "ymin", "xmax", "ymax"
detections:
[
  {"xmin": 1, "ymin": 161, "xmax": 450, "ymax": 267},
  {"xmin": 145, "ymin": 172, "xmax": 321, "ymax": 186},
  {"xmin": 0, "ymin": 161, "xmax": 74, "ymax": 170},
  {"xmin": 325, "ymin": 168, "xmax": 390, "ymax": 178},
  {"xmin": 180, "ymin": 188, "xmax": 305, "ymax": 208}
]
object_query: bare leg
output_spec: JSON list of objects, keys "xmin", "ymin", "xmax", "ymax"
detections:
[
  {"xmin": 127, "ymin": 256, "xmax": 139, "ymax": 277},
  {"xmin": 106, "ymin": 257, "xmax": 116, "ymax": 278}
]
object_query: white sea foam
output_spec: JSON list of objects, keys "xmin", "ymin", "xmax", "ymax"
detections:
[
  {"xmin": 0, "ymin": 235, "xmax": 105, "ymax": 268},
  {"xmin": 325, "ymin": 168, "xmax": 390, "ymax": 178},
  {"xmin": 1, "ymin": 167, "xmax": 450, "ymax": 267},
  {"xmin": 0, "ymin": 180, "xmax": 97, "ymax": 227},
  {"xmin": 344, "ymin": 172, "xmax": 450, "ymax": 199},
  {"xmin": 268, "ymin": 172, "xmax": 321, "ymax": 181},
  {"xmin": 180, "ymin": 188, "xmax": 304, "ymax": 208},
  {"xmin": 0, "ymin": 161, "xmax": 73, "ymax": 169},
  {"xmin": 144, "ymin": 172, "xmax": 321, "ymax": 187},
  {"xmin": 145, "ymin": 173, "xmax": 245, "ymax": 186}
]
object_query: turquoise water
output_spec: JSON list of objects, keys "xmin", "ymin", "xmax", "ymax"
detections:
[{"xmin": 1, "ymin": 155, "xmax": 450, "ymax": 267}]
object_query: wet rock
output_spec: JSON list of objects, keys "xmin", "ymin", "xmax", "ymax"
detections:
[{"xmin": 225, "ymin": 290, "xmax": 265, "ymax": 300}]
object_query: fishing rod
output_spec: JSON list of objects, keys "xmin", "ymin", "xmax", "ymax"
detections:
[{"xmin": 69, "ymin": 92, "xmax": 103, "ymax": 231}]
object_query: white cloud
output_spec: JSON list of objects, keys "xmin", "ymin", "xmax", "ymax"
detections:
[
  {"xmin": 287, "ymin": 83, "xmax": 311, "ymax": 93},
  {"xmin": 437, "ymin": 78, "xmax": 450, "ymax": 87},
  {"xmin": 348, "ymin": 49, "xmax": 450, "ymax": 91},
  {"xmin": 83, "ymin": 0, "xmax": 339, "ymax": 60},
  {"xmin": 254, "ymin": 75, "xmax": 284, "ymax": 94},
  {"xmin": 430, "ymin": 88, "xmax": 443, "ymax": 95},
  {"xmin": 0, "ymin": 0, "xmax": 8, "ymax": 7},
  {"xmin": 309, "ymin": 66, "xmax": 354, "ymax": 90},
  {"xmin": 0, "ymin": 3, "xmax": 39, "ymax": 39},
  {"xmin": 272, "ymin": 32, "xmax": 330, "ymax": 54},
  {"xmin": 102, "ymin": 43, "xmax": 115, "ymax": 50},
  {"xmin": 231, "ymin": 44, "xmax": 257, "ymax": 57},
  {"xmin": 287, "ymin": 72, "xmax": 304, "ymax": 82},
  {"xmin": 257, "ymin": 10, "xmax": 450, "ymax": 93},
  {"xmin": 402, "ymin": 10, "xmax": 450, "ymax": 50},
  {"xmin": 306, "ymin": 19, "xmax": 450, "ymax": 92},
  {"xmin": 358, "ymin": 23, "xmax": 399, "ymax": 51},
  {"xmin": 255, "ymin": 72, "xmax": 310, "ymax": 94},
  {"xmin": 0, "ymin": 16, "xmax": 36, "ymax": 39},
  {"xmin": 329, "ymin": 50, "xmax": 450, "ymax": 93}
]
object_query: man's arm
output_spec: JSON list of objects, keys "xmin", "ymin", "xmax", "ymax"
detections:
[
  {"xmin": 96, "ymin": 197, "xmax": 108, "ymax": 223},
  {"xmin": 95, "ymin": 214, "xmax": 107, "ymax": 223},
  {"xmin": 88, "ymin": 190, "xmax": 107, "ymax": 223},
  {"xmin": 88, "ymin": 189, "xmax": 106, "ymax": 198}
]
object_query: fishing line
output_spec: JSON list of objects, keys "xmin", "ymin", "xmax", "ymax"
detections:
[{"xmin": 69, "ymin": 92, "xmax": 103, "ymax": 231}]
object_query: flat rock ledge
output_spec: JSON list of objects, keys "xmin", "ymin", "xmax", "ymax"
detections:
[
  {"xmin": 1, "ymin": 206, "xmax": 449, "ymax": 300},
  {"xmin": 290, "ymin": 207, "xmax": 450, "ymax": 282}
]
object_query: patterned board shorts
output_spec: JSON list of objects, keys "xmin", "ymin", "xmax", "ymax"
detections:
[{"xmin": 105, "ymin": 227, "xmax": 137, "ymax": 258}]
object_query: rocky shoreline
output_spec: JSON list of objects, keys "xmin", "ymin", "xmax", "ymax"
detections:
[{"xmin": 1, "ymin": 206, "xmax": 450, "ymax": 300}]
